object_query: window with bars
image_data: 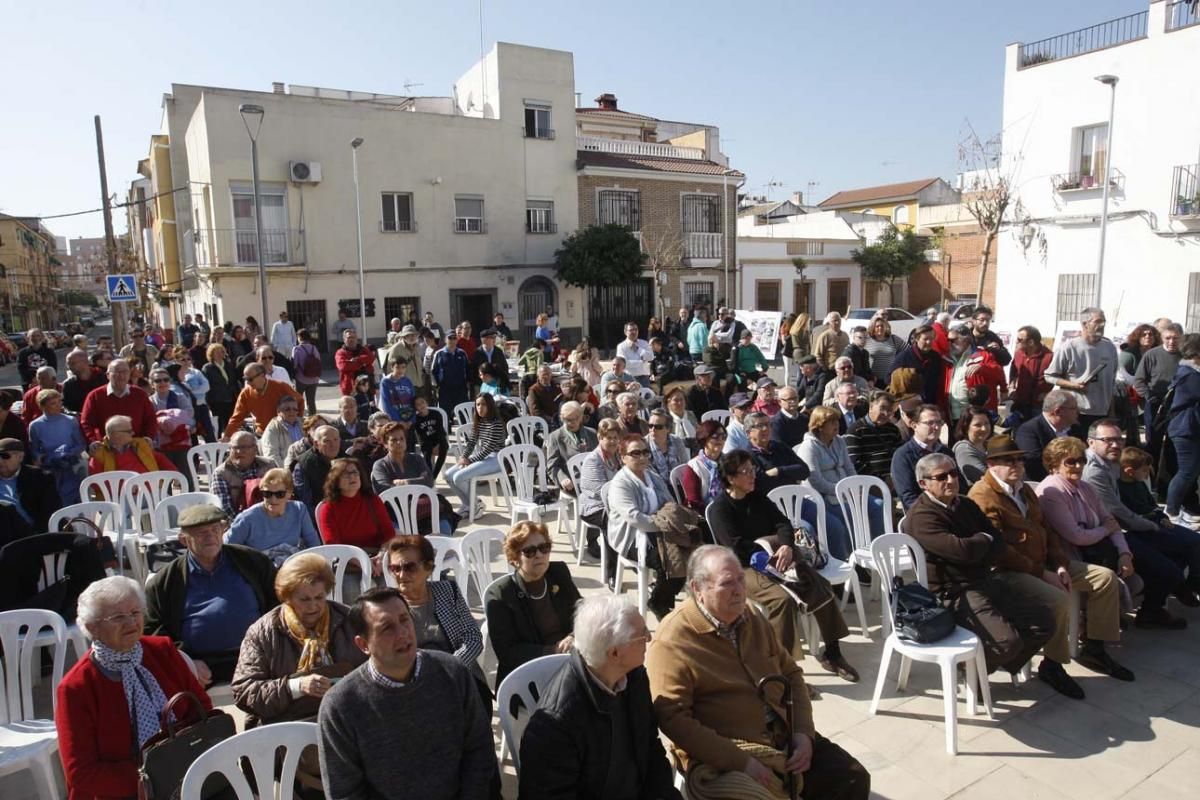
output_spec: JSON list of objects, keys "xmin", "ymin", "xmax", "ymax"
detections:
[
  {"xmin": 755, "ymin": 280, "xmax": 781, "ymax": 312},
  {"xmin": 381, "ymin": 192, "xmax": 415, "ymax": 232},
  {"xmin": 526, "ymin": 200, "xmax": 556, "ymax": 234},
  {"xmin": 454, "ymin": 196, "xmax": 485, "ymax": 233},
  {"xmin": 1187, "ymin": 274, "xmax": 1200, "ymax": 332},
  {"xmin": 786, "ymin": 241, "xmax": 825, "ymax": 256},
  {"xmin": 681, "ymin": 194, "xmax": 720, "ymax": 233},
  {"xmin": 524, "ymin": 105, "xmax": 553, "ymax": 139},
  {"xmin": 683, "ymin": 281, "xmax": 714, "ymax": 310},
  {"xmin": 597, "ymin": 190, "xmax": 640, "ymax": 229},
  {"xmin": 1056, "ymin": 273, "xmax": 1098, "ymax": 322},
  {"xmin": 384, "ymin": 296, "xmax": 421, "ymax": 325}
]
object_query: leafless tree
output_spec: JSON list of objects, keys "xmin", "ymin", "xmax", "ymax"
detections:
[
  {"xmin": 641, "ymin": 225, "xmax": 684, "ymax": 315},
  {"xmin": 957, "ymin": 120, "xmax": 1025, "ymax": 303}
]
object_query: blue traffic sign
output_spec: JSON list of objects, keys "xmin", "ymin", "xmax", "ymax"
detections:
[{"xmin": 106, "ymin": 274, "xmax": 138, "ymax": 302}]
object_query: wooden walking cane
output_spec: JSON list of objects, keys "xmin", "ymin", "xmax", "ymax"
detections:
[{"xmin": 757, "ymin": 673, "xmax": 799, "ymax": 800}]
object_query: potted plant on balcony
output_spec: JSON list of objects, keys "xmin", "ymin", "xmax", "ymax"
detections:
[{"xmin": 1057, "ymin": 177, "xmax": 1082, "ymax": 191}]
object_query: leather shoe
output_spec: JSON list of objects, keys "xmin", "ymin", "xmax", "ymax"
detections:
[
  {"xmin": 1076, "ymin": 649, "xmax": 1135, "ymax": 682},
  {"xmin": 1136, "ymin": 607, "xmax": 1189, "ymax": 630},
  {"xmin": 1037, "ymin": 659, "xmax": 1085, "ymax": 699},
  {"xmin": 1172, "ymin": 588, "xmax": 1200, "ymax": 608},
  {"xmin": 817, "ymin": 649, "xmax": 860, "ymax": 682}
]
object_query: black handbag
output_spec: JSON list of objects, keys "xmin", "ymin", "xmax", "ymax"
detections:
[
  {"xmin": 137, "ymin": 691, "xmax": 236, "ymax": 800},
  {"xmin": 890, "ymin": 576, "xmax": 956, "ymax": 644}
]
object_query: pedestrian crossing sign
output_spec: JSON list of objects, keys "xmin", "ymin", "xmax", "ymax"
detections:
[{"xmin": 106, "ymin": 274, "xmax": 139, "ymax": 302}]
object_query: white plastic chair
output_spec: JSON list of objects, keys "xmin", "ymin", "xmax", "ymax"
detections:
[
  {"xmin": 700, "ymin": 409, "xmax": 731, "ymax": 427},
  {"xmin": 0, "ymin": 609, "xmax": 68, "ymax": 800},
  {"xmin": 767, "ymin": 484, "xmax": 869, "ymax": 637},
  {"xmin": 507, "ymin": 415, "xmax": 548, "ymax": 446},
  {"xmin": 604, "ymin": 482, "xmax": 649, "ymax": 616},
  {"xmin": 835, "ymin": 475, "xmax": 898, "ymax": 595},
  {"xmin": 453, "ymin": 401, "xmax": 475, "ymax": 429},
  {"xmin": 867, "ymin": 533, "xmax": 993, "ymax": 755},
  {"xmin": 668, "ymin": 464, "xmax": 690, "ymax": 505},
  {"xmin": 153, "ymin": 492, "xmax": 222, "ymax": 539},
  {"xmin": 566, "ymin": 453, "xmax": 595, "ymax": 565},
  {"xmin": 294, "ymin": 545, "xmax": 372, "ymax": 600},
  {"xmin": 497, "ymin": 653, "xmax": 570, "ymax": 773},
  {"xmin": 378, "ymin": 484, "xmax": 438, "ymax": 535},
  {"xmin": 458, "ymin": 527, "xmax": 509, "ymax": 607},
  {"xmin": 180, "ymin": 720, "xmax": 317, "ymax": 800},
  {"xmin": 384, "ymin": 536, "xmax": 466, "ymax": 598},
  {"xmin": 508, "ymin": 397, "xmax": 528, "ymax": 417},
  {"xmin": 638, "ymin": 386, "xmax": 656, "ymax": 406},
  {"xmin": 120, "ymin": 470, "xmax": 187, "ymax": 542},
  {"xmin": 79, "ymin": 470, "xmax": 137, "ymax": 504},
  {"xmin": 497, "ymin": 444, "xmax": 567, "ymax": 533},
  {"xmin": 186, "ymin": 442, "xmax": 231, "ymax": 490},
  {"xmin": 49, "ymin": 501, "xmax": 130, "ymax": 577}
]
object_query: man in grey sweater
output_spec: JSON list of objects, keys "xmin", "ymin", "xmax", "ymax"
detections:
[
  {"xmin": 318, "ymin": 587, "xmax": 497, "ymax": 800},
  {"xmin": 1132, "ymin": 322, "xmax": 1182, "ymax": 463},
  {"xmin": 1045, "ymin": 307, "xmax": 1118, "ymax": 431}
]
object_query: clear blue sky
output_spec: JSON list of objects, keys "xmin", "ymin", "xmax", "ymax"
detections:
[{"xmin": 1, "ymin": 0, "xmax": 1143, "ymax": 242}]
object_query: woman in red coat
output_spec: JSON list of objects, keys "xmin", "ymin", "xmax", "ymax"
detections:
[
  {"xmin": 56, "ymin": 576, "xmax": 212, "ymax": 800},
  {"xmin": 316, "ymin": 458, "xmax": 395, "ymax": 552},
  {"xmin": 333, "ymin": 330, "xmax": 377, "ymax": 396}
]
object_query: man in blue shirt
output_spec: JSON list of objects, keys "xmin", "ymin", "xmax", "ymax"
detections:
[
  {"xmin": 432, "ymin": 331, "xmax": 470, "ymax": 415},
  {"xmin": 0, "ymin": 437, "xmax": 61, "ymax": 543}
]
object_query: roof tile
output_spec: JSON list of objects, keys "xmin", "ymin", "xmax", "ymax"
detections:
[
  {"xmin": 818, "ymin": 178, "xmax": 941, "ymax": 208},
  {"xmin": 576, "ymin": 150, "xmax": 742, "ymax": 177}
]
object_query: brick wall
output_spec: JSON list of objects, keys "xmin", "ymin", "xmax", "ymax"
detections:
[
  {"xmin": 578, "ymin": 173, "xmax": 738, "ymax": 313},
  {"xmin": 909, "ymin": 228, "xmax": 997, "ymax": 311}
]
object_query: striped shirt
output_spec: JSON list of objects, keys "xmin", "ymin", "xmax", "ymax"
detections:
[
  {"xmin": 464, "ymin": 417, "xmax": 506, "ymax": 463},
  {"xmin": 863, "ymin": 334, "xmax": 905, "ymax": 384}
]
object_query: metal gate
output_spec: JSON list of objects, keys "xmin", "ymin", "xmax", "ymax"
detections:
[
  {"xmin": 286, "ymin": 300, "xmax": 327, "ymax": 353},
  {"xmin": 518, "ymin": 278, "xmax": 556, "ymax": 346},
  {"xmin": 588, "ymin": 278, "xmax": 654, "ymax": 352}
]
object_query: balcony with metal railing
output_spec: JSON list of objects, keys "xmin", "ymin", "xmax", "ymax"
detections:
[
  {"xmin": 683, "ymin": 232, "xmax": 723, "ymax": 265},
  {"xmin": 1167, "ymin": 1, "xmax": 1200, "ymax": 32},
  {"xmin": 183, "ymin": 228, "xmax": 306, "ymax": 269},
  {"xmin": 1017, "ymin": 10, "xmax": 1148, "ymax": 68},
  {"xmin": 1050, "ymin": 168, "xmax": 1125, "ymax": 194},
  {"xmin": 1171, "ymin": 164, "xmax": 1200, "ymax": 218},
  {"xmin": 577, "ymin": 135, "xmax": 705, "ymax": 161}
]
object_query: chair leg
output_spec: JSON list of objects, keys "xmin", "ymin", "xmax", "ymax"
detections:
[
  {"xmin": 975, "ymin": 644, "xmax": 995, "ymax": 719},
  {"xmin": 469, "ymin": 482, "xmax": 478, "ymax": 523},
  {"xmin": 963, "ymin": 657, "xmax": 978, "ymax": 716},
  {"xmin": 940, "ymin": 660, "xmax": 959, "ymax": 755},
  {"xmin": 869, "ymin": 639, "xmax": 894, "ymax": 715},
  {"xmin": 31, "ymin": 752, "xmax": 59, "ymax": 800},
  {"xmin": 1068, "ymin": 591, "xmax": 1081, "ymax": 659},
  {"xmin": 897, "ymin": 654, "xmax": 913, "ymax": 692},
  {"xmin": 636, "ymin": 566, "xmax": 649, "ymax": 617},
  {"xmin": 613, "ymin": 561, "xmax": 624, "ymax": 596},
  {"xmin": 848, "ymin": 578, "xmax": 868, "ymax": 637}
]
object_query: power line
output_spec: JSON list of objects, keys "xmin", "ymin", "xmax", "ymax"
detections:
[{"xmin": 1, "ymin": 185, "xmax": 189, "ymax": 223}]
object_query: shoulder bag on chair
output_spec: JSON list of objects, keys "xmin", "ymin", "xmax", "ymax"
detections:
[
  {"xmin": 138, "ymin": 691, "xmax": 236, "ymax": 800},
  {"xmin": 889, "ymin": 576, "xmax": 955, "ymax": 644}
]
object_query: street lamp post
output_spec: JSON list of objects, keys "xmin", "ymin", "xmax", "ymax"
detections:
[
  {"xmin": 1094, "ymin": 74, "xmax": 1118, "ymax": 311},
  {"xmin": 238, "ymin": 103, "xmax": 269, "ymax": 327},
  {"xmin": 351, "ymin": 138, "xmax": 366, "ymax": 339}
]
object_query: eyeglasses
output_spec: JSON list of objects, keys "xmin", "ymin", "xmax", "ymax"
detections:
[
  {"xmin": 261, "ymin": 489, "xmax": 288, "ymax": 499},
  {"xmin": 1062, "ymin": 457, "xmax": 1086, "ymax": 467},
  {"xmin": 624, "ymin": 449, "xmax": 651, "ymax": 458},
  {"xmin": 1090, "ymin": 436, "xmax": 1122, "ymax": 445},
  {"xmin": 520, "ymin": 542, "xmax": 553, "ymax": 558},
  {"xmin": 924, "ymin": 471, "xmax": 958, "ymax": 483},
  {"xmin": 736, "ymin": 466, "xmax": 756, "ymax": 476},
  {"xmin": 153, "ymin": 378, "xmax": 170, "ymax": 383},
  {"xmin": 386, "ymin": 437, "xmax": 406, "ymax": 445},
  {"xmin": 100, "ymin": 609, "xmax": 144, "ymax": 625},
  {"xmin": 388, "ymin": 560, "xmax": 424, "ymax": 576},
  {"xmin": 991, "ymin": 456, "xmax": 1022, "ymax": 465},
  {"xmin": 0, "ymin": 451, "xmax": 19, "ymax": 460},
  {"xmin": 917, "ymin": 419, "xmax": 944, "ymax": 428}
]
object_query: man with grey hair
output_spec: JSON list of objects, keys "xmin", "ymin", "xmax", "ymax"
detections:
[
  {"xmin": 212, "ymin": 430, "xmax": 276, "ymax": 517},
  {"xmin": 1045, "ymin": 307, "xmax": 1118, "ymax": 432},
  {"xmin": 518, "ymin": 595, "xmax": 681, "ymax": 800},
  {"xmin": 905, "ymin": 452, "xmax": 1064, "ymax": 689},
  {"xmin": 1015, "ymin": 389, "xmax": 1081, "ymax": 481},
  {"xmin": 614, "ymin": 391, "xmax": 649, "ymax": 436},
  {"xmin": 647, "ymin": 545, "xmax": 870, "ymax": 798},
  {"xmin": 1133, "ymin": 321, "xmax": 1182, "ymax": 464},
  {"xmin": 812, "ymin": 311, "xmax": 848, "ymax": 373},
  {"xmin": 20, "ymin": 365, "xmax": 61, "ymax": 426},
  {"xmin": 545, "ymin": 400, "xmax": 598, "ymax": 495},
  {"xmin": 293, "ymin": 425, "xmax": 341, "ymax": 511},
  {"xmin": 821, "ymin": 356, "xmax": 871, "ymax": 406}
]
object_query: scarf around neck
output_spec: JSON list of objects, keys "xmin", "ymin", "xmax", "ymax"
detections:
[
  {"xmin": 281, "ymin": 602, "xmax": 332, "ymax": 673},
  {"xmin": 91, "ymin": 639, "xmax": 170, "ymax": 748}
]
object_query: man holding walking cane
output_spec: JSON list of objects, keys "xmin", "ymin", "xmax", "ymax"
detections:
[{"xmin": 647, "ymin": 545, "xmax": 870, "ymax": 799}]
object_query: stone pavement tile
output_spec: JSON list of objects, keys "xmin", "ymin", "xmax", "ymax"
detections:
[
  {"xmin": 946, "ymin": 764, "xmax": 1064, "ymax": 799},
  {"xmin": 1072, "ymin": 664, "xmax": 1199, "ymax": 727},
  {"xmin": 1151, "ymin": 697, "xmax": 1200, "ymax": 750},
  {"xmin": 842, "ymin": 703, "xmax": 945, "ymax": 763},
  {"xmin": 1129, "ymin": 747, "xmax": 1200, "ymax": 799},
  {"xmin": 810, "ymin": 691, "xmax": 873, "ymax": 738},
  {"xmin": 878, "ymin": 690, "xmax": 1008, "ymax": 744},
  {"xmin": 967, "ymin": 717, "xmax": 1160, "ymax": 800},
  {"xmin": 1114, "ymin": 629, "xmax": 1200, "ymax": 689},
  {"xmin": 824, "ymin": 732, "xmax": 948, "ymax": 800}
]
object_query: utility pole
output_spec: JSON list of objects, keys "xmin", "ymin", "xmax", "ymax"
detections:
[{"xmin": 95, "ymin": 115, "xmax": 125, "ymax": 348}]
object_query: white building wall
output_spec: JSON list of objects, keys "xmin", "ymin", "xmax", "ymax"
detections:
[{"xmin": 997, "ymin": 1, "xmax": 1200, "ymax": 334}]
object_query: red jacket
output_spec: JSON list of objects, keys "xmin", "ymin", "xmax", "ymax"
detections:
[
  {"xmin": 79, "ymin": 385, "xmax": 159, "ymax": 444},
  {"xmin": 21, "ymin": 382, "xmax": 62, "ymax": 426},
  {"xmin": 944, "ymin": 347, "xmax": 1006, "ymax": 413},
  {"xmin": 317, "ymin": 492, "xmax": 395, "ymax": 549},
  {"xmin": 55, "ymin": 636, "xmax": 212, "ymax": 800},
  {"xmin": 334, "ymin": 345, "xmax": 376, "ymax": 396},
  {"xmin": 1009, "ymin": 345, "xmax": 1054, "ymax": 410},
  {"xmin": 931, "ymin": 322, "xmax": 950, "ymax": 358}
]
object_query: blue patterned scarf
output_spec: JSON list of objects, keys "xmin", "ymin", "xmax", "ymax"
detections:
[{"xmin": 92, "ymin": 640, "xmax": 171, "ymax": 748}]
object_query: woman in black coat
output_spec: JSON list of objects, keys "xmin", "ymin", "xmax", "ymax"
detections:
[
  {"xmin": 201, "ymin": 342, "xmax": 240, "ymax": 432},
  {"xmin": 484, "ymin": 521, "xmax": 581, "ymax": 686}
]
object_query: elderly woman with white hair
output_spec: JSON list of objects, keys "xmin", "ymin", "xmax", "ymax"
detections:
[
  {"xmin": 56, "ymin": 576, "xmax": 212, "ymax": 800},
  {"xmin": 517, "ymin": 595, "xmax": 682, "ymax": 800}
]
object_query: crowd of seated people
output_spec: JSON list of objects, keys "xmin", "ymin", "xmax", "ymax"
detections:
[{"xmin": 27, "ymin": 308, "xmax": 1200, "ymax": 800}]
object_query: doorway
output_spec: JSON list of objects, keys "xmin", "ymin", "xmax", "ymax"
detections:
[
  {"xmin": 517, "ymin": 276, "xmax": 557, "ymax": 346},
  {"xmin": 287, "ymin": 300, "xmax": 328, "ymax": 352},
  {"xmin": 587, "ymin": 278, "xmax": 654, "ymax": 352},
  {"xmin": 450, "ymin": 289, "xmax": 497, "ymax": 337},
  {"xmin": 828, "ymin": 279, "xmax": 850, "ymax": 316}
]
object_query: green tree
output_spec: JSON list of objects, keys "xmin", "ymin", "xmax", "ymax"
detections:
[
  {"xmin": 850, "ymin": 225, "xmax": 927, "ymax": 306},
  {"xmin": 554, "ymin": 224, "xmax": 645, "ymax": 288}
]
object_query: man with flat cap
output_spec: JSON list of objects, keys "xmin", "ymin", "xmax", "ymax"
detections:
[
  {"xmin": 0, "ymin": 437, "xmax": 61, "ymax": 544},
  {"xmin": 144, "ymin": 504, "xmax": 276, "ymax": 684},
  {"xmin": 470, "ymin": 328, "xmax": 510, "ymax": 397},
  {"xmin": 388, "ymin": 324, "xmax": 428, "ymax": 400}
]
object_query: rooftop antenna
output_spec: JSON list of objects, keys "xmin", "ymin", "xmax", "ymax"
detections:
[
  {"xmin": 805, "ymin": 180, "xmax": 820, "ymax": 205},
  {"xmin": 403, "ymin": 80, "xmax": 424, "ymax": 94},
  {"xmin": 764, "ymin": 179, "xmax": 784, "ymax": 199},
  {"xmin": 478, "ymin": 0, "xmax": 488, "ymax": 116}
]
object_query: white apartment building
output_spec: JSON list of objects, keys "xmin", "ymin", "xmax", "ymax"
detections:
[
  {"xmin": 149, "ymin": 43, "xmax": 582, "ymax": 348},
  {"xmin": 736, "ymin": 210, "xmax": 892, "ymax": 317},
  {"xmin": 996, "ymin": 0, "xmax": 1200, "ymax": 335}
]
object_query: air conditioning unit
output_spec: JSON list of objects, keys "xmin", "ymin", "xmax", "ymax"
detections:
[{"xmin": 289, "ymin": 161, "xmax": 322, "ymax": 184}]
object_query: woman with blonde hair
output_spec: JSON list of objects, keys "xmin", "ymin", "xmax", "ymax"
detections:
[
  {"xmin": 864, "ymin": 315, "xmax": 907, "ymax": 387},
  {"xmin": 789, "ymin": 311, "xmax": 811, "ymax": 360}
]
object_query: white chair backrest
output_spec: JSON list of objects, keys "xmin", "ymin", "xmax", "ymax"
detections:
[
  {"xmin": 639, "ymin": 386, "xmax": 656, "ymax": 404},
  {"xmin": 180, "ymin": 721, "xmax": 317, "ymax": 800},
  {"xmin": 508, "ymin": 396, "xmax": 528, "ymax": 417},
  {"xmin": 186, "ymin": 442, "xmax": 232, "ymax": 490},
  {"xmin": 294, "ymin": 545, "xmax": 372, "ymax": 599},
  {"xmin": 870, "ymin": 533, "xmax": 929, "ymax": 636},
  {"xmin": 497, "ymin": 653, "xmax": 570, "ymax": 773},
  {"xmin": 668, "ymin": 464, "xmax": 690, "ymax": 505},
  {"xmin": 0, "ymin": 608, "xmax": 67, "ymax": 723},
  {"xmin": 768, "ymin": 483, "xmax": 835, "ymax": 556},
  {"xmin": 498, "ymin": 444, "xmax": 548, "ymax": 503},
  {"xmin": 431, "ymin": 406, "xmax": 450, "ymax": 438},
  {"xmin": 80, "ymin": 470, "xmax": 137, "ymax": 505},
  {"xmin": 479, "ymin": 618, "xmax": 498, "ymax": 692},
  {"xmin": 835, "ymin": 475, "xmax": 895, "ymax": 549},
  {"xmin": 426, "ymin": 535, "xmax": 462, "ymax": 578},
  {"xmin": 567, "ymin": 452, "xmax": 589, "ymax": 492},
  {"xmin": 507, "ymin": 416, "xmax": 548, "ymax": 446},
  {"xmin": 700, "ymin": 409, "xmax": 731, "ymax": 428},
  {"xmin": 154, "ymin": 492, "xmax": 222, "ymax": 534},
  {"xmin": 453, "ymin": 401, "xmax": 475, "ymax": 429},
  {"xmin": 120, "ymin": 471, "xmax": 187, "ymax": 534},
  {"xmin": 48, "ymin": 501, "xmax": 122, "ymax": 536},
  {"xmin": 459, "ymin": 527, "xmax": 509, "ymax": 606},
  {"xmin": 378, "ymin": 485, "xmax": 438, "ymax": 536}
]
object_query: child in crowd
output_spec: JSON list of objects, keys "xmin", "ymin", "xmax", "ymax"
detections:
[
  {"xmin": 1118, "ymin": 446, "xmax": 1173, "ymax": 526},
  {"xmin": 411, "ymin": 394, "xmax": 449, "ymax": 478},
  {"xmin": 478, "ymin": 364, "xmax": 507, "ymax": 398},
  {"xmin": 379, "ymin": 357, "xmax": 416, "ymax": 423}
]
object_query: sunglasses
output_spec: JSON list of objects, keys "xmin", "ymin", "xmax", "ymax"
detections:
[
  {"xmin": 261, "ymin": 489, "xmax": 288, "ymax": 499},
  {"xmin": 624, "ymin": 448, "xmax": 651, "ymax": 458},
  {"xmin": 153, "ymin": 378, "xmax": 170, "ymax": 383},
  {"xmin": 991, "ymin": 456, "xmax": 1023, "ymax": 465},
  {"xmin": 925, "ymin": 471, "xmax": 958, "ymax": 483},
  {"xmin": 520, "ymin": 542, "xmax": 553, "ymax": 558},
  {"xmin": 1062, "ymin": 457, "xmax": 1086, "ymax": 467},
  {"xmin": 648, "ymin": 423, "xmax": 667, "ymax": 430},
  {"xmin": 388, "ymin": 560, "xmax": 424, "ymax": 575}
]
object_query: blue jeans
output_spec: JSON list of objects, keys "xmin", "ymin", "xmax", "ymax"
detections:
[
  {"xmin": 801, "ymin": 496, "xmax": 885, "ymax": 561},
  {"xmin": 444, "ymin": 455, "xmax": 500, "ymax": 509},
  {"xmin": 1166, "ymin": 435, "xmax": 1200, "ymax": 515}
]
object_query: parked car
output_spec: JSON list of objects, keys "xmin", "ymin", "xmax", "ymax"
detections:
[
  {"xmin": 6, "ymin": 332, "xmax": 27, "ymax": 350},
  {"xmin": 65, "ymin": 322, "xmax": 83, "ymax": 336},
  {"xmin": 845, "ymin": 307, "xmax": 923, "ymax": 342},
  {"xmin": 921, "ymin": 301, "xmax": 977, "ymax": 324},
  {"xmin": 80, "ymin": 315, "xmax": 95, "ymax": 327}
]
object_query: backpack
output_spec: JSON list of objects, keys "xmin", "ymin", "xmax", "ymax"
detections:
[{"xmin": 300, "ymin": 344, "xmax": 323, "ymax": 379}]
